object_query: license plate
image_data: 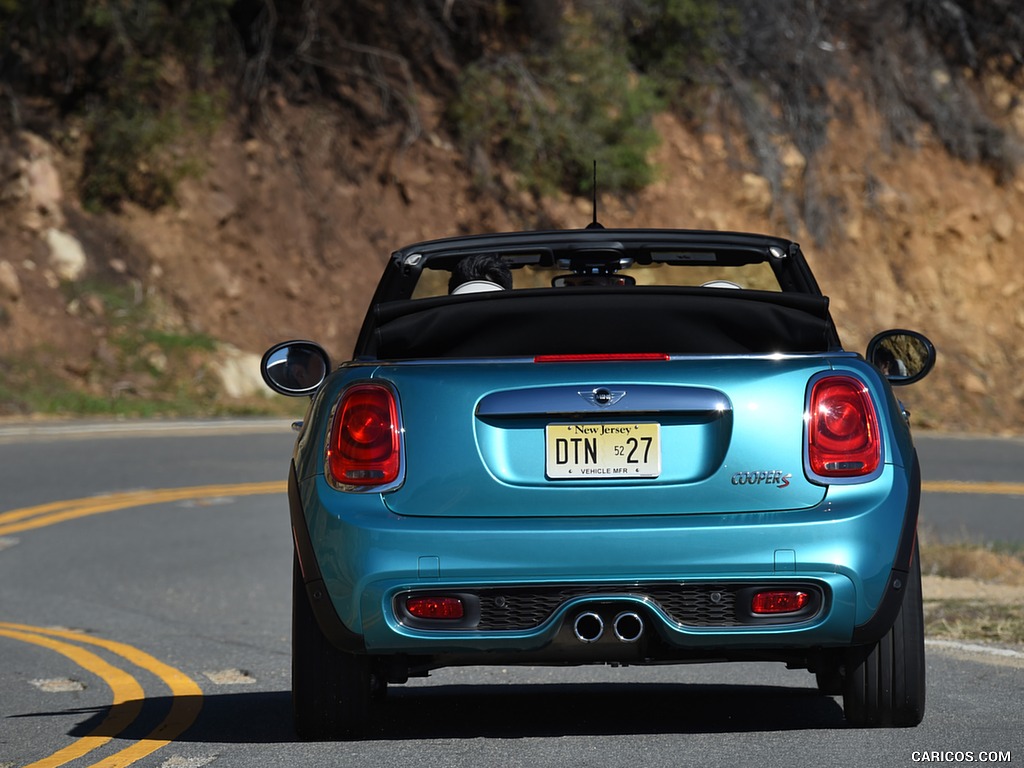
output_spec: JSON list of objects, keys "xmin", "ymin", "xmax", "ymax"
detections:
[{"xmin": 545, "ymin": 423, "xmax": 661, "ymax": 479}]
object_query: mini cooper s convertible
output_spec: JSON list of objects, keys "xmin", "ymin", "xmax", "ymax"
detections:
[{"xmin": 261, "ymin": 227, "xmax": 936, "ymax": 739}]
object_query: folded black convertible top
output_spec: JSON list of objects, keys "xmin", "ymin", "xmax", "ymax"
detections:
[{"xmin": 365, "ymin": 287, "xmax": 836, "ymax": 359}]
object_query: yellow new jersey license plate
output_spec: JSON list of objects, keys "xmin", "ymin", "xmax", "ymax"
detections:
[{"xmin": 545, "ymin": 423, "xmax": 661, "ymax": 479}]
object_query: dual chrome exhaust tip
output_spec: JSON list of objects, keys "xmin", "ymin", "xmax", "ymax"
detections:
[{"xmin": 572, "ymin": 611, "xmax": 644, "ymax": 643}]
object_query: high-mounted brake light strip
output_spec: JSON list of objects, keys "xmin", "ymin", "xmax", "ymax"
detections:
[{"xmin": 534, "ymin": 353, "xmax": 670, "ymax": 363}]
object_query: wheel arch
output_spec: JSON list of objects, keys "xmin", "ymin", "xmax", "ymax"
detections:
[
  {"xmin": 289, "ymin": 461, "xmax": 367, "ymax": 653},
  {"xmin": 850, "ymin": 450, "xmax": 922, "ymax": 645}
]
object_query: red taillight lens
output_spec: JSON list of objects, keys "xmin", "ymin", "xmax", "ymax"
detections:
[
  {"xmin": 327, "ymin": 384, "xmax": 400, "ymax": 486},
  {"xmin": 405, "ymin": 596, "xmax": 464, "ymax": 620},
  {"xmin": 807, "ymin": 376, "xmax": 880, "ymax": 478},
  {"xmin": 751, "ymin": 590, "xmax": 810, "ymax": 614}
]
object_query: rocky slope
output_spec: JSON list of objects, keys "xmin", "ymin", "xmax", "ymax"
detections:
[{"xmin": 1, "ymin": 89, "xmax": 1022, "ymax": 432}]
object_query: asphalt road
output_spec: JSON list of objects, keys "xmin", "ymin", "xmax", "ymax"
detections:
[
  {"xmin": 0, "ymin": 421, "xmax": 1021, "ymax": 768},
  {"xmin": 914, "ymin": 432, "xmax": 1024, "ymax": 544}
]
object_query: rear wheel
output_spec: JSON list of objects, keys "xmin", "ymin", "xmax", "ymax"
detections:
[
  {"xmin": 842, "ymin": 547, "xmax": 926, "ymax": 727},
  {"xmin": 292, "ymin": 553, "xmax": 377, "ymax": 740}
]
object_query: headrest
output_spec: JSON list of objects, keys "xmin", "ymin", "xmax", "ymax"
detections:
[
  {"xmin": 701, "ymin": 280, "xmax": 742, "ymax": 289},
  {"xmin": 451, "ymin": 280, "xmax": 506, "ymax": 295}
]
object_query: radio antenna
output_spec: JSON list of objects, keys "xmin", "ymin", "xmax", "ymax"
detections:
[{"xmin": 586, "ymin": 160, "xmax": 604, "ymax": 229}]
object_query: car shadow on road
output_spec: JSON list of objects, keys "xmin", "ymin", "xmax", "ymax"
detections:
[
  {"xmin": 378, "ymin": 682, "xmax": 846, "ymax": 738},
  {"xmin": 62, "ymin": 681, "xmax": 845, "ymax": 744}
]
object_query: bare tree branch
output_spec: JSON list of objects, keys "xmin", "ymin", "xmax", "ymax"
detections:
[
  {"xmin": 242, "ymin": 0, "xmax": 277, "ymax": 103},
  {"xmin": 297, "ymin": 41, "xmax": 423, "ymax": 145}
]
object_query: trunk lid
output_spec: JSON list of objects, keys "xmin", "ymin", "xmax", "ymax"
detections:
[{"xmin": 375, "ymin": 358, "xmax": 831, "ymax": 518}]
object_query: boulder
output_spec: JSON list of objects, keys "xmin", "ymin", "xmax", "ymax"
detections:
[{"xmin": 46, "ymin": 228, "xmax": 87, "ymax": 282}]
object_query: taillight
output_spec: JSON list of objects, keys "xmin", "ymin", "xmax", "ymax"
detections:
[
  {"xmin": 807, "ymin": 375, "xmax": 880, "ymax": 478},
  {"xmin": 327, "ymin": 384, "xmax": 401, "ymax": 487}
]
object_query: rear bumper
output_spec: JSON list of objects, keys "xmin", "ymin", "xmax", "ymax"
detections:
[{"xmin": 292, "ymin": 458, "xmax": 916, "ymax": 658}]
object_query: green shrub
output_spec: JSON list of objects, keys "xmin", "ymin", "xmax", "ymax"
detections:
[
  {"xmin": 2, "ymin": 0, "xmax": 232, "ymax": 211},
  {"xmin": 624, "ymin": 0, "xmax": 729, "ymax": 85},
  {"xmin": 81, "ymin": 101, "xmax": 180, "ymax": 211},
  {"xmin": 81, "ymin": 89, "xmax": 223, "ymax": 211},
  {"xmin": 451, "ymin": 12, "xmax": 662, "ymax": 197}
]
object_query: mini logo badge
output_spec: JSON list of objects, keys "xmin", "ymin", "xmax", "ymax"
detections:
[{"xmin": 579, "ymin": 388, "xmax": 626, "ymax": 408}]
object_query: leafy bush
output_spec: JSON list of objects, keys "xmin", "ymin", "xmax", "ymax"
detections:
[
  {"xmin": 1, "ymin": 0, "xmax": 232, "ymax": 211},
  {"xmin": 81, "ymin": 90, "xmax": 222, "ymax": 211},
  {"xmin": 448, "ymin": 0, "xmax": 735, "ymax": 198},
  {"xmin": 623, "ymin": 0, "xmax": 732, "ymax": 92},
  {"xmin": 451, "ymin": 11, "xmax": 662, "ymax": 196},
  {"xmin": 81, "ymin": 100, "xmax": 179, "ymax": 211}
]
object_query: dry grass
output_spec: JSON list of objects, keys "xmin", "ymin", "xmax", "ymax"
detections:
[
  {"xmin": 920, "ymin": 541, "xmax": 1024, "ymax": 586},
  {"xmin": 923, "ymin": 601, "xmax": 1024, "ymax": 646},
  {"xmin": 920, "ymin": 539, "xmax": 1024, "ymax": 646}
]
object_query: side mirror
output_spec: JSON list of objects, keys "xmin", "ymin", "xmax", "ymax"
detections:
[
  {"xmin": 866, "ymin": 330, "xmax": 936, "ymax": 386},
  {"xmin": 260, "ymin": 340, "xmax": 331, "ymax": 396}
]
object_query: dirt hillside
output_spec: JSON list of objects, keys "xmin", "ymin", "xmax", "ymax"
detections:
[{"xmin": 1, "ymin": 88, "xmax": 1022, "ymax": 432}]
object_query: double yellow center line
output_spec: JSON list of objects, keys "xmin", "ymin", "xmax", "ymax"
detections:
[
  {"xmin": 0, "ymin": 481, "xmax": 286, "ymax": 537},
  {"xmin": 0, "ymin": 623, "xmax": 203, "ymax": 768},
  {"xmin": 1, "ymin": 481, "xmax": 286, "ymax": 766},
  {"xmin": 921, "ymin": 480, "xmax": 1024, "ymax": 496}
]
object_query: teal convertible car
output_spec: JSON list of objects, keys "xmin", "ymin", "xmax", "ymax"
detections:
[{"xmin": 261, "ymin": 227, "xmax": 936, "ymax": 739}]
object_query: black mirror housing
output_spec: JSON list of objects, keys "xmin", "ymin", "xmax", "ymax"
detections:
[
  {"xmin": 260, "ymin": 340, "xmax": 331, "ymax": 396},
  {"xmin": 866, "ymin": 330, "xmax": 936, "ymax": 386}
]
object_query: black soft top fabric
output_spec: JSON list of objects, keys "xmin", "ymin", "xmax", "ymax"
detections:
[{"xmin": 364, "ymin": 287, "xmax": 834, "ymax": 359}]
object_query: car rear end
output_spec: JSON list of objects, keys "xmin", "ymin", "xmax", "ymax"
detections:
[
  {"xmin": 290, "ymin": 351, "xmax": 918, "ymax": 665},
  {"xmin": 273, "ymin": 229, "xmax": 934, "ymax": 736}
]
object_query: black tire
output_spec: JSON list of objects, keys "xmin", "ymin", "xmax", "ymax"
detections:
[
  {"xmin": 841, "ymin": 546, "xmax": 926, "ymax": 727},
  {"xmin": 292, "ymin": 553, "xmax": 376, "ymax": 740}
]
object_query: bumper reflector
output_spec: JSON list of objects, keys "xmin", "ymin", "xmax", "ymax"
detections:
[
  {"xmin": 751, "ymin": 590, "xmax": 810, "ymax": 615},
  {"xmin": 405, "ymin": 596, "xmax": 465, "ymax": 620}
]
